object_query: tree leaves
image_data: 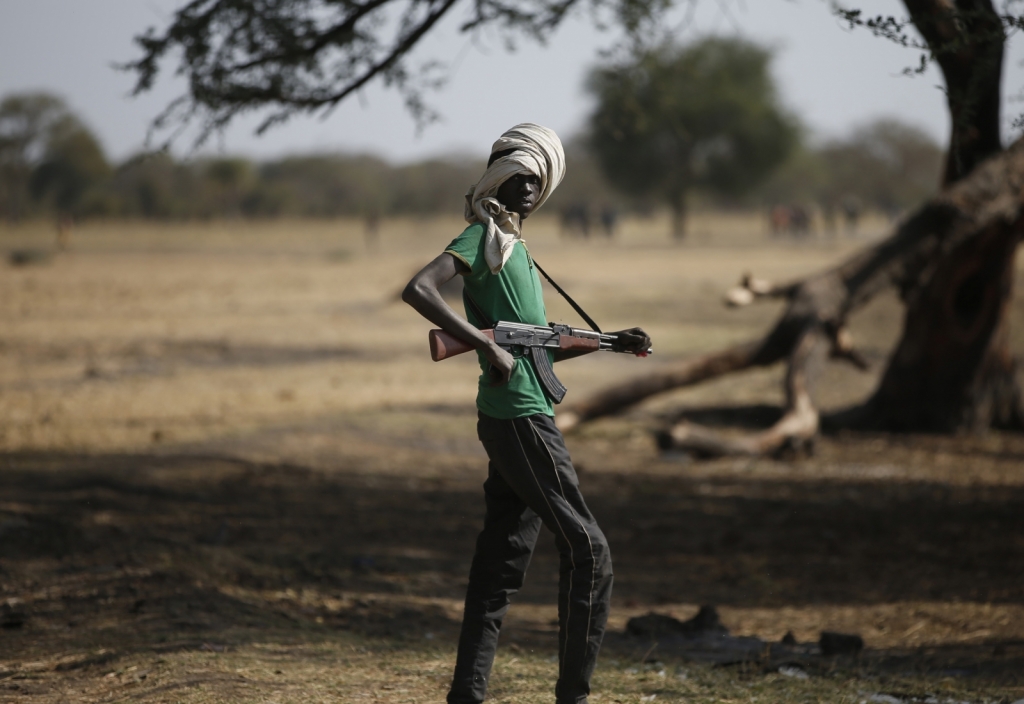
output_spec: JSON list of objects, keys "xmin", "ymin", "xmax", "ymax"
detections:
[
  {"xmin": 585, "ymin": 37, "xmax": 798, "ymax": 232},
  {"xmin": 122, "ymin": 0, "xmax": 679, "ymax": 148}
]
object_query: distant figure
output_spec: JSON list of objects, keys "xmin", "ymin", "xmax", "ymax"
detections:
[
  {"xmin": 769, "ymin": 204, "xmax": 814, "ymax": 239},
  {"xmin": 599, "ymin": 205, "xmax": 618, "ymax": 238},
  {"xmin": 364, "ymin": 210, "xmax": 380, "ymax": 251},
  {"xmin": 560, "ymin": 202, "xmax": 591, "ymax": 238},
  {"xmin": 884, "ymin": 203, "xmax": 903, "ymax": 223},
  {"xmin": 789, "ymin": 204, "xmax": 811, "ymax": 238},
  {"xmin": 841, "ymin": 195, "xmax": 862, "ymax": 235},
  {"xmin": 769, "ymin": 204, "xmax": 790, "ymax": 237}
]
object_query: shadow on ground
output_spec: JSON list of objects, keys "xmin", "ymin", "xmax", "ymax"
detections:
[{"xmin": 2, "ymin": 448, "xmax": 1023, "ymax": 689}]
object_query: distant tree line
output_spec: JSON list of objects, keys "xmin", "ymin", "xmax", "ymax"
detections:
[
  {"xmin": 108, "ymin": 151, "xmax": 489, "ymax": 219},
  {"xmin": 1, "ymin": 90, "xmax": 942, "ymax": 225},
  {"xmin": 758, "ymin": 119, "xmax": 944, "ymax": 222}
]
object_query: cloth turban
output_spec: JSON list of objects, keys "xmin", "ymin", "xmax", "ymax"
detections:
[{"xmin": 464, "ymin": 123, "xmax": 566, "ymax": 274}]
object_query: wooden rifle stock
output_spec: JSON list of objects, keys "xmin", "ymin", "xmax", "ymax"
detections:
[{"xmin": 429, "ymin": 329, "xmax": 495, "ymax": 362}]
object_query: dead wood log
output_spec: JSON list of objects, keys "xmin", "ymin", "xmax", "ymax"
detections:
[
  {"xmin": 556, "ymin": 339, "xmax": 777, "ymax": 433},
  {"xmin": 557, "ymin": 136, "xmax": 1024, "ymax": 455},
  {"xmin": 657, "ymin": 328, "xmax": 827, "ymax": 457}
]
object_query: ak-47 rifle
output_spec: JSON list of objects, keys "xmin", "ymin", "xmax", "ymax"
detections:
[{"xmin": 428, "ymin": 321, "xmax": 652, "ymax": 404}]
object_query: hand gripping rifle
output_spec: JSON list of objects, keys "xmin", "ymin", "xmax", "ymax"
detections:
[
  {"xmin": 428, "ymin": 321, "xmax": 652, "ymax": 404},
  {"xmin": 426, "ymin": 260, "xmax": 651, "ymax": 405}
]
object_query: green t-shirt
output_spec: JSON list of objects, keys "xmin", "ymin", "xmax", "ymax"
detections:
[{"xmin": 444, "ymin": 222, "xmax": 555, "ymax": 419}]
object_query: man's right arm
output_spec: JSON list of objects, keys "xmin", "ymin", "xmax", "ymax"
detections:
[{"xmin": 401, "ymin": 253, "xmax": 516, "ymax": 384}]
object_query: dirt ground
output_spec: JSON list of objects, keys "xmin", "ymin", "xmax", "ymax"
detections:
[{"xmin": 1, "ymin": 214, "xmax": 1022, "ymax": 703}]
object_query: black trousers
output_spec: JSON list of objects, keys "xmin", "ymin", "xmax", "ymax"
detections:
[{"xmin": 448, "ymin": 412, "xmax": 613, "ymax": 704}]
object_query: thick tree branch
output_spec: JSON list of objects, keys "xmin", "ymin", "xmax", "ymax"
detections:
[
  {"xmin": 230, "ymin": 0, "xmax": 395, "ymax": 73},
  {"xmin": 657, "ymin": 329, "xmax": 827, "ymax": 458},
  {"xmin": 723, "ymin": 273, "xmax": 797, "ymax": 307},
  {"xmin": 127, "ymin": 0, "xmax": 656, "ymax": 146},
  {"xmin": 556, "ymin": 339, "xmax": 777, "ymax": 432},
  {"xmin": 316, "ymin": 0, "xmax": 461, "ymax": 107},
  {"xmin": 559, "ymin": 137, "xmax": 1024, "ymax": 443}
]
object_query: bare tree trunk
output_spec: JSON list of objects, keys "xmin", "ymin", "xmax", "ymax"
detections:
[
  {"xmin": 903, "ymin": 0, "xmax": 1004, "ymax": 183},
  {"xmin": 858, "ymin": 0, "xmax": 1022, "ymax": 431},
  {"xmin": 840, "ymin": 220, "xmax": 1022, "ymax": 431}
]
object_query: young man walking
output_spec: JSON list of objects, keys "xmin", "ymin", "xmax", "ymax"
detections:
[{"xmin": 403, "ymin": 123, "xmax": 650, "ymax": 704}]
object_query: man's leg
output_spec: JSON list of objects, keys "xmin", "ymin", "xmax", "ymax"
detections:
[
  {"xmin": 448, "ymin": 450, "xmax": 543, "ymax": 704},
  {"xmin": 477, "ymin": 412, "xmax": 614, "ymax": 704}
]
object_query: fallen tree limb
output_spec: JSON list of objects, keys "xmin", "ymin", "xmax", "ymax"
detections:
[
  {"xmin": 658, "ymin": 328, "xmax": 826, "ymax": 457},
  {"xmin": 557, "ymin": 136, "xmax": 1024, "ymax": 455},
  {"xmin": 555, "ymin": 339, "xmax": 778, "ymax": 433}
]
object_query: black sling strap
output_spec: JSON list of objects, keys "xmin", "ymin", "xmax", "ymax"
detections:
[
  {"xmin": 462, "ymin": 260, "xmax": 603, "ymax": 334},
  {"xmin": 459, "ymin": 258, "xmax": 601, "ymax": 404},
  {"xmin": 462, "ymin": 288, "xmax": 493, "ymax": 329},
  {"xmin": 531, "ymin": 259, "xmax": 603, "ymax": 333}
]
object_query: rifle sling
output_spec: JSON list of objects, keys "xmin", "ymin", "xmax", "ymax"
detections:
[
  {"xmin": 462, "ymin": 288, "xmax": 494, "ymax": 329},
  {"xmin": 531, "ymin": 259, "xmax": 603, "ymax": 333},
  {"xmin": 463, "ymin": 259, "xmax": 603, "ymax": 335}
]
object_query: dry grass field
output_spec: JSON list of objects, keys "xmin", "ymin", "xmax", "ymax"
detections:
[{"xmin": 1, "ymin": 213, "xmax": 1022, "ymax": 703}]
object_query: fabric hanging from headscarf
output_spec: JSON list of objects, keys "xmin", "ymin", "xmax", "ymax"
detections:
[{"xmin": 464, "ymin": 123, "xmax": 566, "ymax": 274}]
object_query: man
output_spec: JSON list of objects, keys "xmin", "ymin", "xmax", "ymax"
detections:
[{"xmin": 402, "ymin": 123, "xmax": 650, "ymax": 704}]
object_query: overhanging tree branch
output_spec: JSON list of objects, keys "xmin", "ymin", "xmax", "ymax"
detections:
[{"xmin": 122, "ymin": 0, "xmax": 685, "ymax": 147}]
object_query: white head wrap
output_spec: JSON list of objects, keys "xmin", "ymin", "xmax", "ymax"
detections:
[{"xmin": 464, "ymin": 123, "xmax": 566, "ymax": 274}]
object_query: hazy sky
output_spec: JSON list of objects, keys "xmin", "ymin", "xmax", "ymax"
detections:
[{"xmin": 2, "ymin": 0, "xmax": 1023, "ymax": 163}]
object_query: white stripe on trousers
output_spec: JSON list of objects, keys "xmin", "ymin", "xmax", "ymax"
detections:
[
  {"xmin": 510, "ymin": 416, "xmax": 597, "ymax": 680},
  {"xmin": 509, "ymin": 419, "xmax": 578, "ymax": 666},
  {"xmin": 528, "ymin": 417, "xmax": 597, "ymax": 684}
]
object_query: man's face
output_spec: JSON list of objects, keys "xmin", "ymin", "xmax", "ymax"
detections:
[{"xmin": 495, "ymin": 173, "xmax": 542, "ymax": 219}]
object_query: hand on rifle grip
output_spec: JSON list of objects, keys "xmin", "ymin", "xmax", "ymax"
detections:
[
  {"xmin": 484, "ymin": 343, "xmax": 516, "ymax": 386},
  {"xmin": 486, "ymin": 364, "xmax": 503, "ymax": 385}
]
